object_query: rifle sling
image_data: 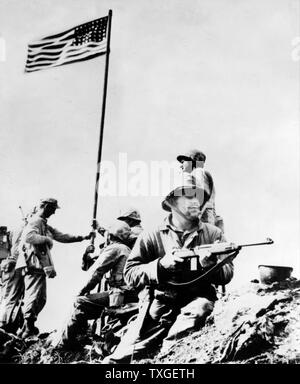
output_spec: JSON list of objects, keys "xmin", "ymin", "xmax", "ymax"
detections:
[{"xmin": 166, "ymin": 250, "xmax": 240, "ymax": 287}]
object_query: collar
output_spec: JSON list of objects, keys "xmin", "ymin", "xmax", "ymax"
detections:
[
  {"xmin": 159, "ymin": 214, "xmax": 204, "ymax": 233},
  {"xmin": 37, "ymin": 214, "xmax": 47, "ymax": 224}
]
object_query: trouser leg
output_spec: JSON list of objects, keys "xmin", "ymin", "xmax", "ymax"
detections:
[
  {"xmin": 161, "ymin": 297, "xmax": 214, "ymax": 352},
  {"xmin": 60, "ymin": 292, "xmax": 109, "ymax": 345},
  {"xmin": 103, "ymin": 298, "xmax": 179, "ymax": 364},
  {"xmin": 23, "ymin": 272, "xmax": 47, "ymax": 322},
  {"xmin": 0, "ymin": 269, "xmax": 24, "ymax": 330}
]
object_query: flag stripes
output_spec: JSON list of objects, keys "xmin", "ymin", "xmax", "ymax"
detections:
[{"xmin": 25, "ymin": 16, "xmax": 108, "ymax": 72}]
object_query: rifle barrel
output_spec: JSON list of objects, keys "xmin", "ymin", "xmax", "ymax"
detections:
[{"xmin": 239, "ymin": 238, "xmax": 274, "ymax": 248}]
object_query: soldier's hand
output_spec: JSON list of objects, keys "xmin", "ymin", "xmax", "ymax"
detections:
[
  {"xmin": 91, "ymin": 219, "xmax": 99, "ymax": 230},
  {"xmin": 97, "ymin": 226, "xmax": 107, "ymax": 236},
  {"xmin": 3, "ymin": 259, "xmax": 16, "ymax": 273},
  {"xmin": 199, "ymin": 251, "xmax": 218, "ymax": 268},
  {"xmin": 82, "ymin": 232, "xmax": 95, "ymax": 241},
  {"xmin": 159, "ymin": 249, "xmax": 184, "ymax": 272}
]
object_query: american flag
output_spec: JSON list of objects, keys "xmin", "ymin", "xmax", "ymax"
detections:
[{"xmin": 25, "ymin": 16, "xmax": 108, "ymax": 73}]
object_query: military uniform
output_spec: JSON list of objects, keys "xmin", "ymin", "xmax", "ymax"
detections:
[
  {"xmin": 103, "ymin": 174, "xmax": 234, "ymax": 363},
  {"xmin": 0, "ymin": 226, "xmax": 24, "ymax": 330},
  {"xmin": 0, "ymin": 199, "xmax": 86, "ymax": 334},
  {"xmin": 58, "ymin": 241, "xmax": 138, "ymax": 347},
  {"xmin": 0, "ymin": 227, "xmax": 12, "ymax": 317},
  {"xmin": 177, "ymin": 149, "xmax": 223, "ymax": 231}
]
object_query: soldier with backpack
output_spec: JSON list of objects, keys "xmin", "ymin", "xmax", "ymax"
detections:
[{"xmin": 0, "ymin": 198, "xmax": 91, "ymax": 338}]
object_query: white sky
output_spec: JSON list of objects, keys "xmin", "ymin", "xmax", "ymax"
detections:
[{"xmin": 0, "ymin": 0, "xmax": 299, "ymax": 332}]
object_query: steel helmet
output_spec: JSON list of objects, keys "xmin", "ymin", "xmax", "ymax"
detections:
[
  {"xmin": 117, "ymin": 208, "xmax": 141, "ymax": 222},
  {"xmin": 177, "ymin": 149, "xmax": 206, "ymax": 163},
  {"xmin": 108, "ymin": 220, "xmax": 131, "ymax": 241},
  {"xmin": 161, "ymin": 172, "xmax": 211, "ymax": 212}
]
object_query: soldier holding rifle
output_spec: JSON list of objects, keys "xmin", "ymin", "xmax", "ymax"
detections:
[{"xmin": 102, "ymin": 173, "xmax": 237, "ymax": 363}]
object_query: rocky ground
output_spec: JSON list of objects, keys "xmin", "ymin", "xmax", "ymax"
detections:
[{"xmin": 1, "ymin": 278, "xmax": 300, "ymax": 364}]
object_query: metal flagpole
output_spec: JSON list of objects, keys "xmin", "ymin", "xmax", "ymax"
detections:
[
  {"xmin": 91, "ymin": 9, "xmax": 113, "ymax": 242},
  {"xmin": 82, "ymin": 10, "xmax": 112, "ymax": 271}
]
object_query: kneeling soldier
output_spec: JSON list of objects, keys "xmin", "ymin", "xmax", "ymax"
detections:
[{"xmin": 56, "ymin": 220, "xmax": 138, "ymax": 348}]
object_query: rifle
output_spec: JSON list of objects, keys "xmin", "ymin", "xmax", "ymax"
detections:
[{"xmin": 167, "ymin": 238, "xmax": 274, "ymax": 286}]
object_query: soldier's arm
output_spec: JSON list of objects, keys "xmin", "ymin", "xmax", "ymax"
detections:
[
  {"xmin": 48, "ymin": 226, "xmax": 85, "ymax": 243},
  {"xmin": 23, "ymin": 221, "xmax": 50, "ymax": 245},
  {"xmin": 9, "ymin": 228, "xmax": 23, "ymax": 262},
  {"xmin": 124, "ymin": 232, "xmax": 160, "ymax": 290},
  {"xmin": 78, "ymin": 247, "xmax": 120, "ymax": 295}
]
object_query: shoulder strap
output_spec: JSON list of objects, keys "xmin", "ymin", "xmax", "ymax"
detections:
[{"xmin": 156, "ymin": 228, "xmax": 179, "ymax": 255}]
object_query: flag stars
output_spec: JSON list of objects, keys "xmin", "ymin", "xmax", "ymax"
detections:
[{"xmin": 72, "ymin": 17, "xmax": 108, "ymax": 46}]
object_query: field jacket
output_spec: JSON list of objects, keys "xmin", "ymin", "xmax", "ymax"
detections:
[
  {"xmin": 16, "ymin": 216, "xmax": 82, "ymax": 271},
  {"xmin": 124, "ymin": 215, "xmax": 234, "ymax": 302},
  {"xmin": 78, "ymin": 242, "xmax": 132, "ymax": 296}
]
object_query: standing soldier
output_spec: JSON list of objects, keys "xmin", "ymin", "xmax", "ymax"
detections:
[
  {"xmin": 177, "ymin": 149, "xmax": 224, "ymax": 232},
  {"xmin": 0, "ymin": 208, "xmax": 37, "ymax": 333},
  {"xmin": 0, "ymin": 198, "xmax": 91, "ymax": 338}
]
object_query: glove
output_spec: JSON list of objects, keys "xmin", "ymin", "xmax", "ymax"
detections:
[
  {"xmin": 2, "ymin": 259, "xmax": 16, "ymax": 273},
  {"xmin": 44, "ymin": 266, "xmax": 57, "ymax": 278}
]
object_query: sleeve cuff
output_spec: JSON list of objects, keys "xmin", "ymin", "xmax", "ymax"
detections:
[
  {"xmin": 145, "ymin": 259, "xmax": 160, "ymax": 284},
  {"xmin": 157, "ymin": 259, "xmax": 172, "ymax": 282}
]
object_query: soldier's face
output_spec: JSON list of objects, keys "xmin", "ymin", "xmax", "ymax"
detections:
[
  {"xmin": 180, "ymin": 160, "xmax": 193, "ymax": 173},
  {"xmin": 122, "ymin": 218, "xmax": 135, "ymax": 228},
  {"xmin": 43, "ymin": 204, "xmax": 57, "ymax": 218},
  {"xmin": 118, "ymin": 227, "xmax": 131, "ymax": 240},
  {"xmin": 173, "ymin": 194, "xmax": 202, "ymax": 219}
]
